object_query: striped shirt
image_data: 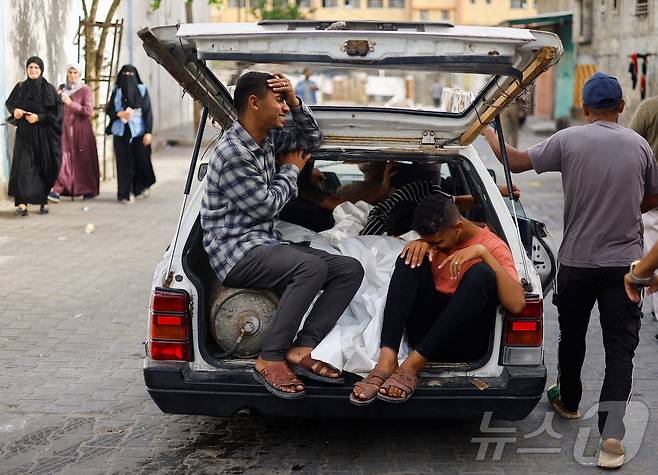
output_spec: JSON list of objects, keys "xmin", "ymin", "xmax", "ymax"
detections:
[
  {"xmin": 360, "ymin": 181, "xmax": 453, "ymax": 236},
  {"xmin": 201, "ymin": 101, "xmax": 323, "ymax": 282}
]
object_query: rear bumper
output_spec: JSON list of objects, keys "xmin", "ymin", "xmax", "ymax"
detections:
[{"xmin": 144, "ymin": 361, "xmax": 546, "ymax": 421}]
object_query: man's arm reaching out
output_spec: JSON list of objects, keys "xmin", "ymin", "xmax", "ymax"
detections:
[
  {"xmin": 625, "ymin": 241, "xmax": 658, "ymax": 302},
  {"xmin": 482, "ymin": 126, "xmax": 534, "ymax": 173}
]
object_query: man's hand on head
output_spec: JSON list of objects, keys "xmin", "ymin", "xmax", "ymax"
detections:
[
  {"xmin": 268, "ymin": 73, "xmax": 300, "ymax": 108},
  {"xmin": 279, "ymin": 150, "xmax": 311, "ymax": 171}
]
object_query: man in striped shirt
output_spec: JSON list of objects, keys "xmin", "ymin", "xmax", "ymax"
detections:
[
  {"xmin": 201, "ymin": 71, "xmax": 364, "ymax": 399},
  {"xmin": 360, "ymin": 181, "xmax": 452, "ymax": 236},
  {"xmin": 360, "ymin": 179, "xmax": 519, "ymax": 237}
]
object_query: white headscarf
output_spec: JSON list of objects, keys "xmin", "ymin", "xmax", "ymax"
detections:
[{"xmin": 62, "ymin": 63, "xmax": 83, "ymax": 95}]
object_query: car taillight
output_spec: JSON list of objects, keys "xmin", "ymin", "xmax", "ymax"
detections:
[
  {"xmin": 149, "ymin": 288, "xmax": 192, "ymax": 361},
  {"xmin": 505, "ymin": 298, "xmax": 543, "ymax": 347},
  {"xmin": 150, "ymin": 341, "xmax": 190, "ymax": 361},
  {"xmin": 502, "ymin": 296, "xmax": 543, "ymax": 366}
]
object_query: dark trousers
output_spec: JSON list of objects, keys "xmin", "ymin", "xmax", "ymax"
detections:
[
  {"xmin": 224, "ymin": 244, "xmax": 364, "ymax": 360},
  {"xmin": 554, "ymin": 265, "xmax": 642, "ymax": 440},
  {"xmin": 380, "ymin": 258, "xmax": 498, "ymax": 362},
  {"xmin": 113, "ymin": 135, "xmax": 155, "ymax": 201}
]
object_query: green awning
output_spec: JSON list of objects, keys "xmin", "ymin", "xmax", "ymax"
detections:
[{"xmin": 499, "ymin": 12, "xmax": 573, "ymax": 29}]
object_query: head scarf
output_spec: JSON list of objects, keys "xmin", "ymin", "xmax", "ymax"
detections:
[
  {"xmin": 62, "ymin": 63, "xmax": 83, "ymax": 95},
  {"xmin": 115, "ymin": 64, "xmax": 143, "ymax": 109},
  {"xmin": 20, "ymin": 56, "xmax": 57, "ymax": 111}
]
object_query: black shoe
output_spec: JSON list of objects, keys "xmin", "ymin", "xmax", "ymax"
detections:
[
  {"xmin": 83, "ymin": 193, "xmax": 95, "ymax": 200},
  {"xmin": 15, "ymin": 206, "xmax": 28, "ymax": 217},
  {"xmin": 40, "ymin": 205, "xmax": 49, "ymax": 215},
  {"xmin": 48, "ymin": 191, "xmax": 60, "ymax": 203}
]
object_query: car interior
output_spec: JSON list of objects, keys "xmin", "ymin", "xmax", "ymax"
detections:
[{"xmin": 183, "ymin": 151, "xmax": 512, "ymax": 376}]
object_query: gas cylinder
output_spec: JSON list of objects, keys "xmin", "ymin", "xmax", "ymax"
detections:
[{"xmin": 209, "ymin": 285, "xmax": 279, "ymax": 358}]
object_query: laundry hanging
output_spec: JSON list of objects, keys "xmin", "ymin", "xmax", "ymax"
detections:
[
  {"xmin": 629, "ymin": 53, "xmax": 638, "ymax": 90},
  {"xmin": 640, "ymin": 54, "xmax": 648, "ymax": 100}
]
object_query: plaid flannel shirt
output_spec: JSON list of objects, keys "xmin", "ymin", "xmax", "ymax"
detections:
[{"xmin": 201, "ymin": 101, "xmax": 323, "ymax": 282}]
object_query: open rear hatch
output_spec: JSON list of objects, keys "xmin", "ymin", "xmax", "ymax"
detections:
[
  {"xmin": 138, "ymin": 20, "xmax": 563, "ymax": 149},
  {"xmin": 140, "ymin": 21, "xmax": 561, "ymax": 373}
]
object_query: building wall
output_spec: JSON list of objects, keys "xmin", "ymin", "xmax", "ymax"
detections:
[
  {"xmin": 410, "ymin": 0, "xmax": 457, "ymax": 22},
  {"xmin": 460, "ymin": 0, "xmax": 537, "ymax": 25},
  {"xmin": 536, "ymin": 0, "xmax": 574, "ymax": 14},
  {"xmin": 213, "ymin": 1, "xmax": 457, "ymax": 25},
  {"xmin": 575, "ymin": 0, "xmax": 658, "ymax": 124},
  {"xmin": 213, "ymin": 0, "xmax": 539, "ymax": 24},
  {"xmin": 1, "ymin": 0, "xmax": 82, "ymax": 201},
  {"xmin": 118, "ymin": 0, "xmax": 213, "ymax": 134}
]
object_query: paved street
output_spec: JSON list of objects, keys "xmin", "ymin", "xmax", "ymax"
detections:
[{"xmin": 1, "ymin": 128, "xmax": 658, "ymax": 474}]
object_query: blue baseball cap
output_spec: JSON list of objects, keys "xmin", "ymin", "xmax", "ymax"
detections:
[{"xmin": 582, "ymin": 72, "xmax": 623, "ymax": 109}]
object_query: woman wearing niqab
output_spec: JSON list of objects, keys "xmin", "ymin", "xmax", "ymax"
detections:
[
  {"xmin": 49, "ymin": 63, "xmax": 100, "ymax": 201},
  {"xmin": 6, "ymin": 56, "xmax": 63, "ymax": 215},
  {"xmin": 106, "ymin": 64, "xmax": 155, "ymax": 203}
]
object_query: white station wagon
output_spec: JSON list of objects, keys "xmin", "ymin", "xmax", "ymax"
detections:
[{"xmin": 139, "ymin": 20, "xmax": 562, "ymax": 420}]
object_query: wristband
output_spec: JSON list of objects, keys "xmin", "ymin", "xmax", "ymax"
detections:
[{"xmin": 629, "ymin": 260, "xmax": 653, "ymax": 286}]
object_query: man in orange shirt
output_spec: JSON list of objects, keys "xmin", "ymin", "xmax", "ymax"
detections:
[{"xmin": 351, "ymin": 194, "xmax": 526, "ymax": 405}]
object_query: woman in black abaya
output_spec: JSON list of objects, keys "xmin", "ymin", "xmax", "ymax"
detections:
[
  {"xmin": 106, "ymin": 65, "xmax": 155, "ymax": 204},
  {"xmin": 6, "ymin": 57, "xmax": 63, "ymax": 216}
]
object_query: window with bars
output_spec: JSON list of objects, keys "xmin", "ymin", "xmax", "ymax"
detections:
[
  {"xmin": 344, "ymin": 0, "xmax": 361, "ymax": 7},
  {"xmin": 322, "ymin": 0, "xmax": 338, "ymax": 7},
  {"xmin": 636, "ymin": 0, "xmax": 649, "ymax": 15},
  {"xmin": 389, "ymin": 0, "xmax": 405, "ymax": 7},
  {"xmin": 228, "ymin": 0, "xmax": 247, "ymax": 6},
  {"xmin": 368, "ymin": 0, "xmax": 384, "ymax": 7},
  {"xmin": 511, "ymin": 0, "xmax": 528, "ymax": 8},
  {"xmin": 296, "ymin": 0, "xmax": 311, "ymax": 7}
]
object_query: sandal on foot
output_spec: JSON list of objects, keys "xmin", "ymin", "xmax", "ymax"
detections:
[
  {"xmin": 377, "ymin": 366, "xmax": 419, "ymax": 403},
  {"xmin": 252, "ymin": 362, "xmax": 305, "ymax": 400},
  {"xmin": 547, "ymin": 384, "xmax": 580, "ymax": 419},
  {"xmin": 350, "ymin": 368, "xmax": 390, "ymax": 406},
  {"xmin": 289, "ymin": 354, "xmax": 344, "ymax": 384},
  {"xmin": 598, "ymin": 438, "xmax": 626, "ymax": 469}
]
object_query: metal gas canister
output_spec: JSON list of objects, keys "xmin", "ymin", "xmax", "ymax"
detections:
[{"xmin": 209, "ymin": 285, "xmax": 279, "ymax": 358}]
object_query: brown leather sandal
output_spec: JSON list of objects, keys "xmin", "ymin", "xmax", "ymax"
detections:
[
  {"xmin": 252, "ymin": 362, "xmax": 306, "ymax": 399},
  {"xmin": 377, "ymin": 366, "xmax": 419, "ymax": 403},
  {"xmin": 350, "ymin": 368, "xmax": 391, "ymax": 406},
  {"xmin": 289, "ymin": 354, "xmax": 344, "ymax": 384}
]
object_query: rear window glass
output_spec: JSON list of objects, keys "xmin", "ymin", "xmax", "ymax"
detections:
[{"xmin": 210, "ymin": 63, "xmax": 492, "ymax": 115}]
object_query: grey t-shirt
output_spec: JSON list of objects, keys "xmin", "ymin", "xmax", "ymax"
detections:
[{"xmin": 528, "ymin": 120, "xmax": 658, "ymax": 268}]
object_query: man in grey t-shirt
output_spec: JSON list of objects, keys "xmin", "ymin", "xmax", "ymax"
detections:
[
  {"xmin": 629, "ymin": 96, "xmax": 658, "ymax": 319},
  {"xmin": 484, "ymin": 72, "xmax": 658, "ymax": 468}
]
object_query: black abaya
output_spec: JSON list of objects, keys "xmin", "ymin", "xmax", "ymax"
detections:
[
  {"xmin": 106, "ymin": 65, "xmax": 155, "ymax": 200},
  {"xmin": 6, "ymin": 59, "xmax": 63, "ymax": 206}
]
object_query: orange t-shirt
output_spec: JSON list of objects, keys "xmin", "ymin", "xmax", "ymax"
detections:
[{"xmin": 431, "ymin": 226, "xmax": 519, "ymax": 295}]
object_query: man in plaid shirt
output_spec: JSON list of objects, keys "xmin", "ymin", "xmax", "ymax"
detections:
[{"xmin": 201, "ymin": 71, "xmax": 364, "ymax": 399}]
